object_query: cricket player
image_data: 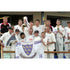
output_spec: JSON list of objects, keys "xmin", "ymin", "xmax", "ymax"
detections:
[
  {"xmin": 15, "ymin": 29, "xmax": 20, "ymax": 42},
  {"xmin": 64, "ymin": 21, "xmax": 70, "ymax": 58},
  {"xmin": 19, "ymin": 32, "xmax": 26, "ymax": 42},
  {"xmin": 54, "ymin": 19, "xmax": 65, "ymax": 58},
  {"xmin": 24, "ymin": 21, "xmax": 34, "ymax": 37},
  {"xmin": 33, "ymin": 30, "xmax": 41, "ymax": 43},
  {"xmin": 0, "ymin": 16, "xmax": 11, "ymax": 35},
  {"xmin": 44, "ymin": 20, "xmax": 54, "ymax": 32},
  {"xmin": 33, "ymin": 19, "xmax": 44, "ymax": 36},
  {"xmin": 6, "ymin": 29, "xmax": 20, "ymax": 47},
  {"xmin": 41, "ymin": 32, "xmax": 48, "ymax": 58},
  {"xmin": 33, "ymin": 30, "xmax": 44, "ymax": 58},
  {"xmin": 5, "ymin": 29, "xmax": 21, "ymax": 58},
  {"xmin": 0, "ymin": 27, "xmax": 14, "ymax": 58},
  {"xmin": 45, "ymin": 26, "xmax": 56, "ymax": 58},
  {"xmin": 14, "ymin": 19, "xmax": 23, "ymax": 32},
  {"xmin": 15, "ymin": 32, "xmax": 26, "ymax": 58},
  {"xmin": 26, "ymin": 28, "xmax": 34, "ymax": 42}
]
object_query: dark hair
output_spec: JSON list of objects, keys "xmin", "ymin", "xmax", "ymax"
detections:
[
  {"xmin": 15, "ymin": 29, "xmax": 20, "ymax": 32},
  {"xmin": 8, "ymin": 27, "xmax": 13, "ymax": 30},
  {"xmin": 34, "ymin": 30, "xmax": 39, "ymax": 33},
  {"xmin": 35, "ymin": 19, "xmax": 40, "ymax": 22},
  {"xmin": 20, "ymin": 32, "xmax": 25, "ymax": 36}
]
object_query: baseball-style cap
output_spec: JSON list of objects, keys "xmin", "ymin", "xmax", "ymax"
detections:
[
  {"xmin": 8, "ymin": 27, "xmax": 13, "ymax": 30},
  {"xmin": 34, "ymin": 30, "xmax": 39, "ymax": 33},
  {"xmin": 15, "ymin": 29, "xmax": 20, "ymax": 32}
]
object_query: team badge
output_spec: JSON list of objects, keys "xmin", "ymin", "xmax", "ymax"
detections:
[{"xmin": 22, "ymin": 44, "xmax": 33, "ymax": 56}]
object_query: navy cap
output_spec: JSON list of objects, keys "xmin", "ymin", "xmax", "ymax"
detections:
[
  {"xmin": 8, "ymin": 27, "xmax": 13, "ymax": 30},
  {"xmin": 34, "ymin": 30, "xmax": 39, "ymax": 33},
  {"xmin": 15, "ymin": 29, "xmax": 20, "ymax": 32}
]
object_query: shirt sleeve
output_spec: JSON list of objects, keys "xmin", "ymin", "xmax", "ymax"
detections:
[
  {"xmin": 44, "ymin": 38, "xmax": 47, "ymax": 46},
  {"xmin": 8, "ymin": 23, "xmax": 11, "ymax": 27},
  {"xmin": 64, "ymin": 27, "xmax": 68, "ymax": 39},
  {"xmin": 61, "ymin": 28, "xmax": 65, "ymax": 37},
  {"xmin": 0, "ymin": 33, "xmax": 5, "ymax": 41}
]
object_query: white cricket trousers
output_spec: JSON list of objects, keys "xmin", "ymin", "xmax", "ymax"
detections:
[
  {"xmin": 47, "ymin": 49, "xmax": 54, "ymax": 58},
  {"xmin": 65, "ymin": 44, "xmax": 70, "ymax": 58},
  {"xmin": 56, "ymin": 38, "xmax": 63, "ymax": 58}
]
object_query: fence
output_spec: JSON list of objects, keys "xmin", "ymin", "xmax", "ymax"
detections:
[{"xmin": 1, "ymin": 46, "xmax": 70, "ymax": 58}]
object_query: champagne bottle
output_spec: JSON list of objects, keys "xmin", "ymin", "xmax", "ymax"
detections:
[{"xmin": 57, "ymin": 27, "xmax": 59, "ymax": 31}]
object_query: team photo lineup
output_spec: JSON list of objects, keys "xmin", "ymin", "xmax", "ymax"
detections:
[{"xmin": 0, "ymin": 15, "xmax": 70, "ymax": 59}]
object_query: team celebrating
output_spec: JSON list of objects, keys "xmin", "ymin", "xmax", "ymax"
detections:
[{"xmin": 0, "ymin": 16, "xmax": 70, "ymax": 58}]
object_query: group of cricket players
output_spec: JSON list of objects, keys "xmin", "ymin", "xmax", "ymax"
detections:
[{"xmin": 0, "ymin": 16, "xmax": 70, "ymax": 59}]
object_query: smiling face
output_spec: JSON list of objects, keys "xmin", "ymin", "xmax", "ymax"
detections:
[
  {"xmin": 9, "ymin": 29, "xmax": 14, "ymax": 34},
  {"xmin": 21, "ymin": 34, "xmax": 25, "ymax": 39},
  {"xmin": 35, "ymin": 19, "xmax": 40, "ymax": 26},
  {"xmin": 45, "ymin": 27, "xmax": 50, "ymax": 32},
  {"xmin": 29, "ymin": 22, "xmax": 33, "ymax": 28},
  {"xmin": 34, "ymin": 33, "xmax": 38, "ymax": 36},
  {"xmin": 34, "ymin": 32, "xmax": 39, "ymax": 37},
  {"xmin": 18, "ymin": 20, "xmax": 22, "ymax": 26},
  {"xmin": 29, "ymin": 28, "xmax": 33, "ymax": 35},
  {"xmin": 46, "ymin": 20, "xmax": 51, "ymax": 26},
  {"xmin": 41, "ymin": 32, "xmax": 45, "ymax": 38},
  {"xmin": 3, "ymin": 17, "xmax": 8, "ymax": 23},
  {"xmin": 56, "ymin": 20, "xmax": 61, "ymax": 25},
  {"xmin": 15, "ymin": 31, "xmax": 20, "ymax": 35},
  {"xmin": 36, "ymin": 21, "xmax": 40, "ymax": 26}
]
